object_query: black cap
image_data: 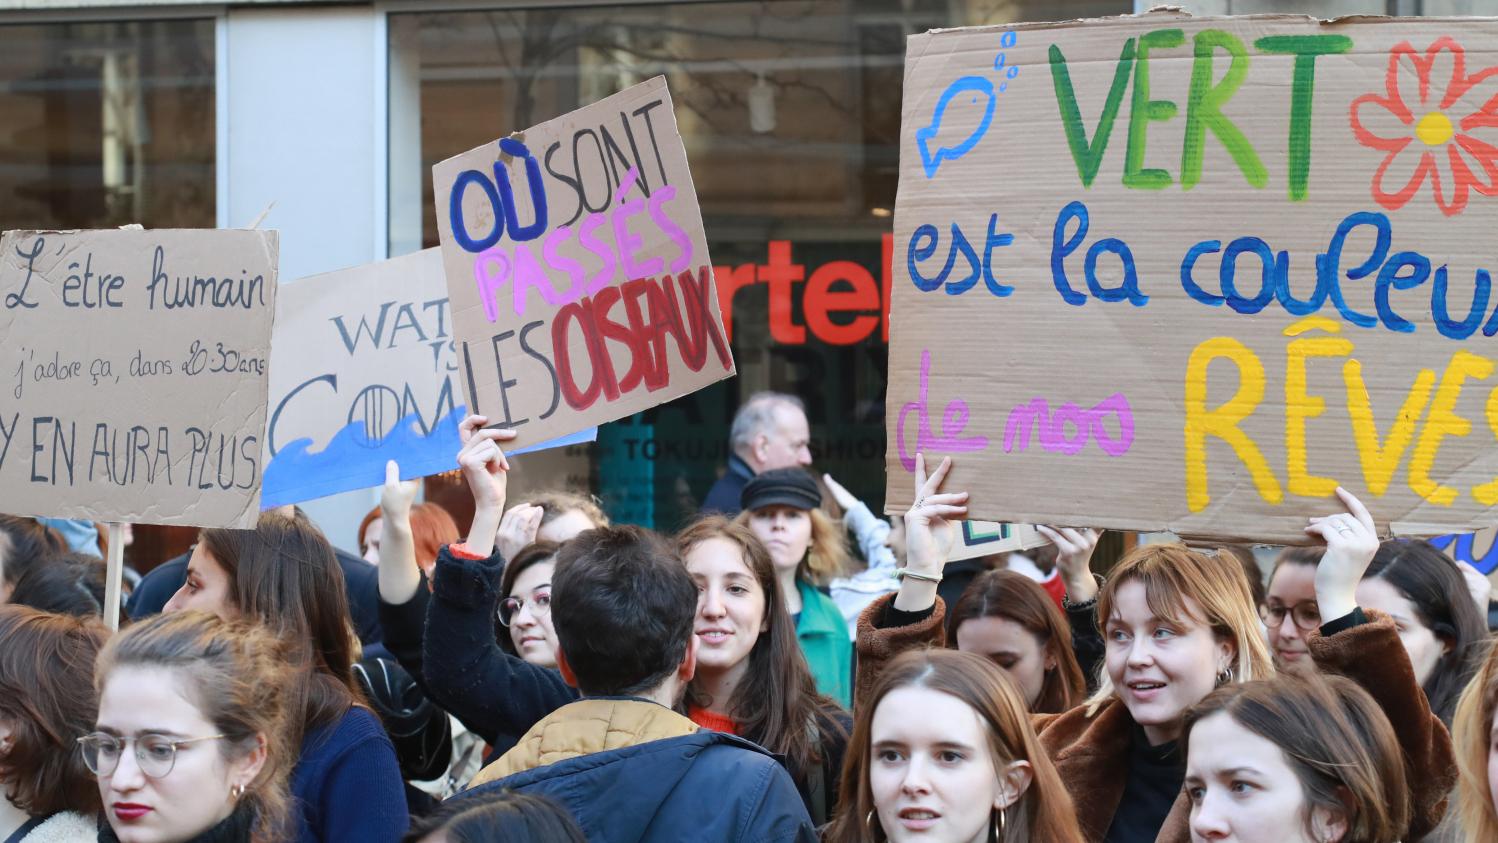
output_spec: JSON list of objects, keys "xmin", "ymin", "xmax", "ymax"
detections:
[{"xmin": 741, "ymin": 468, "xmax": 821, "ymax": 512}]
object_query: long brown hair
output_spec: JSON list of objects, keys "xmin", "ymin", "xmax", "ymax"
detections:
[
  {"xmin": 199, "ymin": 512, "xmax": 364, "ymax": 741},
  {"xmin": 1088, "ymin": 543, "xmax": 1273, "ymax": 714},
  {"xmin": 678, "ymin": 517, "xmax": 844, "ymax": 782},
  {"xmin": 824, "ymin": 649, "xmax": 1084, "ymax": 843},
  {"xmin": 1184, "ymin": 675, "xmax": 1409, "ymax": 843},
  {"xmin": 949, "ymin": 570, "xmax": 1086, "ymax": 713},
  {"xmin": 97, "ymin": 611, "xmax": 297, "ymax": 843},
  {"xmin": 0, "ymin": 605, "xmax": 106, "ymax": 817},
  {"xmin": 1454, "ymin": 638, "xmax": 1498, "ymax": 843}
]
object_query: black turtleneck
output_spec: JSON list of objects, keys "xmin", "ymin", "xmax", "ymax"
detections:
[
  {"xmin": 1102, "ymin": 725, "xmax": 1184, "ymax": 843},
  {"xmin": 98, "ymin": 806, "xmax": 255, "ymax": 843}
]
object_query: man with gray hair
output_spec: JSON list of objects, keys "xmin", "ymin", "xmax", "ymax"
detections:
[{"xmin": 700, "ymin": 391, "xmax": 812, "ymax": 515}]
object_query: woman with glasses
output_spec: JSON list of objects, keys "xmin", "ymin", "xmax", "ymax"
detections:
[
  {"xmin": 0, "ymin": 605, "xmax": 104, "ymax": 843},
  {"xmin": 161, "ymin": 511, "xmax": 407, "ymax": 842},
  {"xmin": 1262, "ymin": 540, "xmax": 1487, "ymax": 725},
  {"xmin": 89, "ymin": 611, "xmax": 294, "ymax": 843}
]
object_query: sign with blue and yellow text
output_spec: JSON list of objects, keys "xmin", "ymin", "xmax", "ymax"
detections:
[{"xmin": 887, "ymin": 11, "xmax": 1498, "ymax": 543}]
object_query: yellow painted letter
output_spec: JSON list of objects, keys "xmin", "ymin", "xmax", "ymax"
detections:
[
  {"xmin": 1344, "ymin": 360, "xmax": 1435, "ymax": 497},
  {"xmin": 1471, "ymin": 385, "xmax": 1498, "ymax": 505},
  {"xmin": 1409, "ymin": 350, "xmax": 1493, "ymax": 506},
  {"xmin": 1184, "ymin": 337, "xmax": 1281, "ymax": 512},
  {"xmin": 1285, "ymin": 331, "xmax": 1352, "ymax": 498}
]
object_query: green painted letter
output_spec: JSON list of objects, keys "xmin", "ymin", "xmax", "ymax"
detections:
[
  {"xmin": 1254, "ymin": 34, "xmax": 1353, "ymax": 201},
  {"xmin": 1050, "ymin": 38, "xmax": 1136, "ymax": 187},
  {"xmin": 1182, "ymin": 29, "xmax": 1266, "ymax": 190},
  {"xmin": 1123, "ymin": 28, "xmax": 1185, "ymax": 190}
]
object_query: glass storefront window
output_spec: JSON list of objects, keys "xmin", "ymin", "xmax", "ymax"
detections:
[
  {"xmin": 0, "ymin": 19, "xmax": 216, "ymax": 231},
  {"xmin": 389, "ymin": 1, "xmax": 1129, "ymax": 532}
]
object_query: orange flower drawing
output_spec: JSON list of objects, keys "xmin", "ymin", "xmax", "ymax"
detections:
[{"xmin": 1350, "ymin": 37, "xmax": 1498, "ymax": 217}]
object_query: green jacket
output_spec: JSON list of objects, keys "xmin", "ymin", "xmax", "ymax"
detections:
[{"xmin": 796, "ymin": 579, "xmax": 852, "ymax": 708}]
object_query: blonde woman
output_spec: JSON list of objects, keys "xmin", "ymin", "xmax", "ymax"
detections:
[
  {"xmin": 1453, "ymin": 641, "xmax": 1498, "ymax": 843},
  {"xmin": 855, "ymin": 454, "xmax": 1455, "ymax": 842},
  {"xmin": 736, "ymin": 467, "xmax": 852, "ymax": 706}
]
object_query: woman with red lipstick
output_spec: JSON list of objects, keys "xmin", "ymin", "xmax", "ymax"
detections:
[
  {"xmin": 161, "ymin": 512, "xmax": 408, "ymax": 842},
  {"xmin": 679, "ymin": 516, "xmax": 850, "ymax": 825},
  {"xmin": 856, "ymin": 454, "xmax": 1456, "ymax": 843},
  {"xmin": 823, "ymin": 649, "xmax": 1083, "ymax": 843},
  {"xmin": 91, "ymin": 611, "xmax": 294, "ymax": 843},
  {"xmin": 0, "ymin": 606, "xmax": 104, "ymax": 843}
]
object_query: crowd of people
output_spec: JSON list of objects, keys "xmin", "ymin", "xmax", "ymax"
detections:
[{"xmin": 0, "ymin": 390, "xmax": 1496, "ymax": 842}]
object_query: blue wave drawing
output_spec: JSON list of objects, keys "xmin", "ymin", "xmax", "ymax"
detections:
[{"xmin": 262, "ymin": 404, "xmax": 597, "ymax": 509}]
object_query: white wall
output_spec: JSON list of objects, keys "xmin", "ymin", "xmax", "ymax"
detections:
[{"xmin": 222, "ymin": 4, "xmax": 383, "ymax": 548}]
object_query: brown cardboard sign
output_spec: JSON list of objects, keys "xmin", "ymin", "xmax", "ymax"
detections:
[
  {"xmin": 433, "ymin": 76, "xmax": 735, "ymax": 450},
  {"xmin": 0, "ymin": 228, "xmax": 277, "ymax": 527},
  {"xmin": 887, "ymin": 12, "xmax": 1498, "ymax": 544},
  {"xmin": 262, "ymin": 248, "xmax": 596, "ymax": 508}
]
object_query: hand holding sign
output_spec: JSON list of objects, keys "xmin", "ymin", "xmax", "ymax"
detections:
[
  {"xmin": 895, "ymin": 454, "xmax": 968, "ymax": 613},
  {"xmin": 457, "ymin": 414, "xmax": 515, "ymax": 558},
  {"xmin": 1037, "ymin": 525, "xmax": 1100, "ymax": 604},
  {"xmin": 1307, "ymin": 487, "xmax": 1380, "ymax": 623}
]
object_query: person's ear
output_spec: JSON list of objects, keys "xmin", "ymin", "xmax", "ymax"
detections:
[
  {"xmin": 231, "ymin": 733, "xmax": 268, "ymax": 794},
  {"xmin": 678, "ymin": 632, "xmax": 699, "ymax": 683},
  {"xmin": 751, "ymin": 433, "xmax": 771, "ymax": 466},
  {"xmin": 1215, "ymin": 635, "xmax": 1237, "ymax": 677},
  {"xmin": 994, "ymin": 759, "xmax": 1033, "ymax": 810},
  {"xmin": 1309, "ymin": 796, "xmax": 1349, "ymax": 843},
  {"xmin": 555, "ymin": 648, "xmax": 579, "ymax": 689}
]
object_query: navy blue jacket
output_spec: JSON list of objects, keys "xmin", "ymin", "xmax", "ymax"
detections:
[
  {"xmin": 290, "ymin": 707, "xmax": 408, "ymax": 842},
  {"xmin": 421, "ymin": 544, "xmax": 578, "ymax": 755},
  {"xmin": 452, "ymin": 730, "xmax": 817, "ymax": 843},
  {"xmin": 700, "ymin": 453, "xmax": 754, "ymax": 516}
]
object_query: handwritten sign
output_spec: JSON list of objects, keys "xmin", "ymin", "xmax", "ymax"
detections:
[
  {"xmin": 0, "ymin": 228, "xmax": 276, "ymax": 527},
  {"xmin": 263, "ymin": 248, "xmax": 595, "ymax": 508},
  {"xmin": 887, "ymin": 13, "xmax": 1498, "ymax": 544},
  {"xmin": 433, "ymin": 76, "xmax": 735, "ymax": 451}
]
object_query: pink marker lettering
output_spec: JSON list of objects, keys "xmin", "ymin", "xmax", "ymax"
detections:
[{"xmin": 896, "ymin": 349, "xmax": 989, "ymax": 473}]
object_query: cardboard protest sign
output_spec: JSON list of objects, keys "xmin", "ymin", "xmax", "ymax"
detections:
[
  {"xmin": 262, "ymin": 248, "xmax": 596, "ymax": 509},
  {"xmin": 1430, "ymin": 529, "xmax": 1498, "ymax": 576},
  {"xmin": 0, "ymin": 228, "xmax": 277, "ymax": 527},
  {"xmin": 887, "ymin": 11, "xmax": 1498, "ymax": 544},
  {"xmin": 433, "ymin": 76, "xmax": 735, "ymax": 451}
]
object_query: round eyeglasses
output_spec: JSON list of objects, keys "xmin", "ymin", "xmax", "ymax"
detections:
[
  {"xmin": 1258, "ymin": 601, "xmax": 1321, "ymax": 631},
  {"xmin": 78, "ymin": 732, "xmax": 226, "ymax": 779},
  {"xmin": 498, "ymin": 593, "xmax": 552, "ymax": 627}
]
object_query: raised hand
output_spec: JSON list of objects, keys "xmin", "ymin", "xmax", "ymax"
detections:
[
  {"xmin": 377, "ymin": 460, "xmax": 423, "ymax": 603},
  {"xmin": 904, "ymin": 454, "xmax": 969, "ymax": 576},
  {"xmin": 822, "ymin": 473, "xmax": 859, "ymax": 512},
  {"xmin": 893, "ymin": 454, "xmax": 968, "ymax": 613},
  {"xmin": 1305, "ymin": 486, "xmax": 1380, "ymax": 623},
  {"xmin": 497, "ymin": 503, "xmax": 544, "ymax": 562},
  {"xmin": 380, "ymin": 459, "xmax": 420, "ymax": 521},
  {"xmin": 1037, "ymin": 525, "xmax": 1100, "ymax": 603},
  {"xmin": 457, "ymin": 414, "xmax": 516, "ymax": 557}
]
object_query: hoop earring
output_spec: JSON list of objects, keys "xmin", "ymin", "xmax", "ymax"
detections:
[
  {"xmin": 988, "ymin": 806, "xmax": 1007, "ymax": 842},
  {"xmin": 230, "ymin": 783, "xmax": 245, "ymax": 801},
  {"xmin": 866, "ymin": 810, "xmax": 883, "ymax": 841},
  {"xmin": 1216, "ymin": 665, "xmax": 1233, "ymax": 686}
]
